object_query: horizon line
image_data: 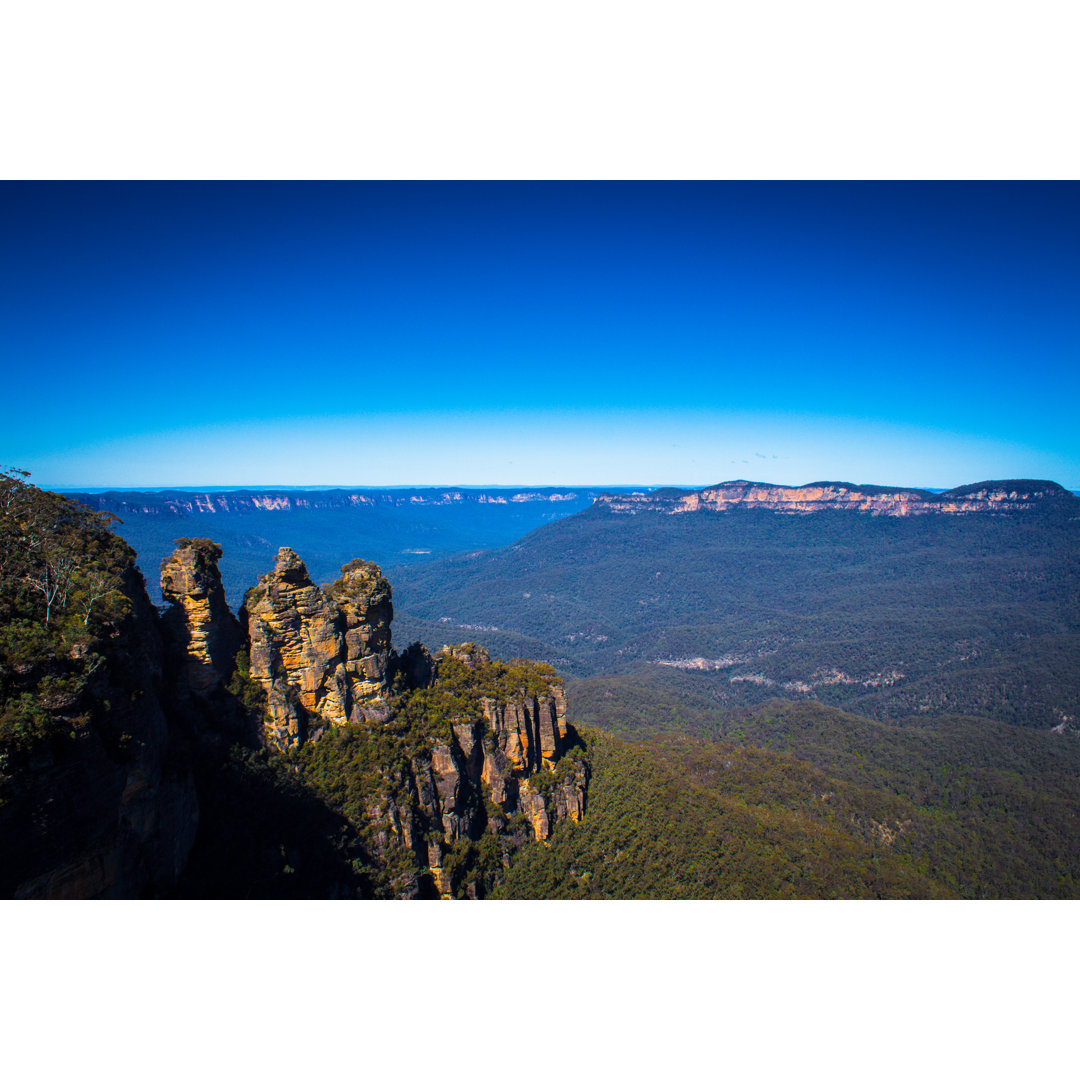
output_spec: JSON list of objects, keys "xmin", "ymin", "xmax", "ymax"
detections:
[{"xmin": 51, "ymin": 476, "xmax": 1070, "ymax": 495}]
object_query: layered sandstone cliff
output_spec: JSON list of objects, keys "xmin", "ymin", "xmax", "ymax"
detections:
[
  {"xmin": 240, "ymin": 549, "xmax": 393, "ymax": 750},
  {"xmin": 347, "ymin": 643, "xmax": 588, "ymax": 898},
  {"xmin": 595, "ymin": 479, "xmax": 1078, "ymax": 517},
  {"xmin": 160, "ymin": 538, "xmax": 243, "ymax": 698}
]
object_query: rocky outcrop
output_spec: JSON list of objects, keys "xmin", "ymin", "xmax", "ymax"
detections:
[
  {"xmin": 240, "ymin": 549, "xmax": 393, "ymax": 750},
  {"xmin": 325, "ymin": 643, "xmax": 589, "ymax": 899},
  {"xmin": 433, "ymin": 643, "xmax": 573, "ymax": 790},
  {"xmin": 3, "ymin": 483, "xmax": 589, "ymax": 900},
  {"xmin": 329, "ymin": 559, "xmax": 394, "ymax": 722},
  {"xmin": 483, "ymin": 682, "xmax": 569, "ymax": 770},
  {"xmin": 154, "ymin": 542, "xmax": 588, "ymax": 899},
  {"xmin": 160, "ymin": 538, "xmax": 243, "ymax": 698},
  {"xmin": 595, "ymin": 479, "xmax": 1079, "ymax": 517},
  {"xmin": 405, "ymin": 645, "xmax": 587, "ymax": 896}
]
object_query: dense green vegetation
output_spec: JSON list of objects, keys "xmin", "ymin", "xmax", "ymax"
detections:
[
  {"xmin": 394, "ymin": 500, "xmax": 1080, "ymax": 726},
  {"xmin": 499, "ymin": 707, "xmax": 1080, "ymax": 899},
  {"xmin": 497, "ymin": 727, "xmax": 953, "ymax": 899},
  {"xmin": 0, "ymin": 468, "xmax": 137, "ymax": 762},
  {"xmin": 534, "ymin": 675, "xmax": 1080, "ymax": 898}
]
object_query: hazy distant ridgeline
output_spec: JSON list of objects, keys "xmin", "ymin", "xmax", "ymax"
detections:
[
  {"xmin": 68, "ymin": 487, "xmax": 626, "ymax": 609},
  {"xmin": 70, "ymin": 488, "xmax": 601, "ymax": 514}
]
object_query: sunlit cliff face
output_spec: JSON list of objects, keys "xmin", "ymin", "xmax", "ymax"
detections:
[
  {"xmin": 237, "ymin": 548, "xmax": 394, "ymax": 749},
  {"xmin": 595, "ymin": 481, "xmax": 1065, "ymax": 516}
]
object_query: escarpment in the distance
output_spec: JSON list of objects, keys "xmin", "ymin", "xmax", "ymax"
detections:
[
  {"xmin": 70, "ymin": 487, "xmax": 605, "ymax": 517},
  {"xmin": 391, "ymin": 474, "xmax": 1080, "ymax": 726},
  {"xmin": 595, "ymin": 478, "xmax": 1078, "ymax": 516}
]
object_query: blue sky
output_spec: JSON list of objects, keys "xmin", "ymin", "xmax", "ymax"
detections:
[{"xmin": 2, "ymin": 181, "xmax": 1077, "ymax": 489}]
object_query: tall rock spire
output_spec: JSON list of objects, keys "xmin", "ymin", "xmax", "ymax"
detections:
[{"xmin": 160, "ymin": 538, "xmax": 243, "ymax": 699}]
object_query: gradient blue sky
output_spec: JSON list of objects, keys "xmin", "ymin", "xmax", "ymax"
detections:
[{"xmin": 2, "ymin": 181, "xmax": 1077, "ymax": 489}]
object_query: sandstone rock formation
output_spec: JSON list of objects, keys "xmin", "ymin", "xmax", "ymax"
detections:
[
  {"xmin": 348, "ymin": 644, "xmax": 588, "ymax": 897},
  {"xmin": 4, "ymin": 520, "xmax": 588, "ymax": 900},
  {"xmin": 160, "ymin": 538, "xmax": 243, "ymax": 698},
  {"xmin": 431, "ymin": 643, "xmax": 575, "ymax": 793},
  {"xmin": 158, "ymin": 543, "xmax": 588, "ymax": 898},
  {"xmin": 425, "ymin": 646, "xmax": 585, "ymax": 892},
  {"xmin": 327, "ymin": 558, "xmax": 394, "ymax": 721},
  {"xmin": 595, "ymin": 479, "xmax": 1078, "ymax": 517},
  {"xmin": 240, "ymin": 548, "xmax": 393, "ymax": 750}
]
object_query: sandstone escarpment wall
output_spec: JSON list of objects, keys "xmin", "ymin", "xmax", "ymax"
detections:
[{"xmin": 596, "ymin": 479, "xmax": 1077, "ymax": 517}]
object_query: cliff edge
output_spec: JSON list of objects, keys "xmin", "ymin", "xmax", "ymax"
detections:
[
  {"xmin": 0, "ymin": 474, "xmax": 198, "ymax": 898},
  {"xmin": 595, "ymin": 479, "xmax": 1078, "ymax": 516}
]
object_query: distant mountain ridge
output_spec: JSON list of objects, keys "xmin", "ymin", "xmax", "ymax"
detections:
[
  {"xmin": 595, "ymin": 479, "xmax": 1078, "ymax": 517},
  {"xmin": 68, "ymin": 479, "xmax": 1077, "ymax": 521},
  {"xmin": 69, "ymin": 487, "xmax": 606, "ymax": 517},
  {"xmin": 65, "ymin": 486, "xmax": 627, "ymax": 611}
]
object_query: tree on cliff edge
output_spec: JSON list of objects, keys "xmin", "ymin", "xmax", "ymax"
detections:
[{"xmin": 0, "ymin": 467, "xmax": 128, "ymax": 631}]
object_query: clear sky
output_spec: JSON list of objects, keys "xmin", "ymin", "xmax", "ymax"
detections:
[{"xmin": 2, "ymin": 181, "xmax": 1077, "ymax": 490}]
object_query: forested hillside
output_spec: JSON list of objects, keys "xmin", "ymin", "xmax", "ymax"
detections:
[
  {"xmin": 0, "ymin": 469, "xmax": 197, "ymax": 897},
  {"xmin": 499, "ymin": 709, "xmax": 1080, "ymax": 899},
  {"xmin": 393, "ymin": 490, "xmax": 1080, "ymax": 726}
]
